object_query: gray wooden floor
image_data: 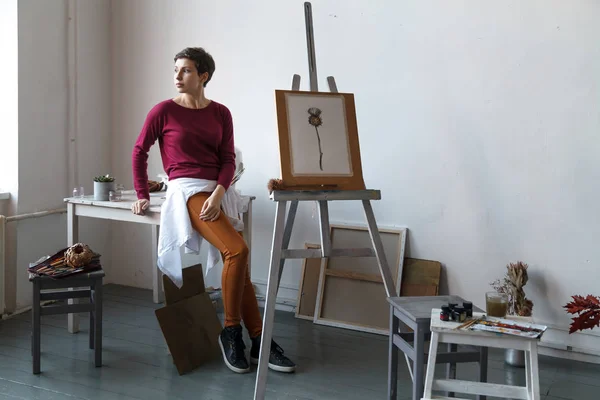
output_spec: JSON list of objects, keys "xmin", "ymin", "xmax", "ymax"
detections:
[{"xmin": 0, "ymin": 284, "xmax": 598, "ymax": 399}]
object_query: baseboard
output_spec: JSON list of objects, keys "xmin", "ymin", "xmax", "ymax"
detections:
[
  {"xmin": 252, "ymin": 279, "xmax": 298, "ymax": 313},
  {"xmin": 538, "ymin": 343, "xmax": 600, "ymax": 364},
  {"xmin": 537, "ymin": 322, "xmax": 600, "ymax": 364}
]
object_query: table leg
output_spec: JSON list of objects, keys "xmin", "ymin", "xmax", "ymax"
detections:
[
  {"xmin": 94, "ymin": 281, "xmax": 103, "ymax": 367},
  {"xmin": 151, "ymin": 225, "xmax": 163, "ymax": 304},
  {"xmin": 528, "ymin": 342, "xmax": 540, "ymax": 400},
  {"xmin": 477, "ymin": 346, "xmax": 488, "ymax": 400},
  {"xmin": 89, "ymin": 283, "xmax": 95, "ymax": 349},
  {"xmin": 397, "ymin": 318, "xmax": 415, "ymax": 381},
  {"xmin": 525, "ymin": 348, "xmax": 532, "ymax": 399},
  {"xmin": 242, "ymin": 198, "xmax": 253, "ymax": 275},
  {"xmin": 32, "ymin": 279, "xmax": 41, "ymax": 374},
  {"xmin": 67, "ymin": 203, "xmax": 80, "ymax": 333},
  {"xmin": 446, "ymin": 343, "xmax": 457, "ymax": 397},
  {"xmin": 254, "ymin": 200, "xmax": 287, "ymax": 400},
  {"xmin": 422, "ymin": 331, "xmax": 439, "ymax": 400},
  {"xmin": 388, "ymin": 306, "xmax": 399, "ymax": 399},
  {"xmin": 413, "ymin": 323, "xmax": 426, "ymax": 400}
]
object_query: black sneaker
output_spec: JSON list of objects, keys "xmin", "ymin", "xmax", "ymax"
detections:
[
  {"xmin": 250, "ymin": 335, "xmax": 296, "ymax": 373},
  {"xmin": 218, "ymin": 325, "xmax": 250, "ymax": 374}
]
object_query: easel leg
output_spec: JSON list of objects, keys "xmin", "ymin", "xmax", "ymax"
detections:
[
  {"xmin": 362, "ymin": 200, "xmax": 396, "ymax": 296},
  {"xmin": 254, "ymin": 201, "xmax": 288, "ymax": 400},
  {"xmin": 277, "ymin": 200, "xmax": 298, "ymax": 288}
]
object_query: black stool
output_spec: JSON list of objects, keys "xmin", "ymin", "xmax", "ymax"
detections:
[{"xmin": 31, "ymin": 269, "xmax": 104, "ymax": 374}]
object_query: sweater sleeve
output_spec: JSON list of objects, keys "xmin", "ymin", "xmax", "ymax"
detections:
[
  {"xmin": 132, "ymin": 105, "xmax": 165, "ymax": 200},
  {"xmin": 216, "ymin": 106, "xmax": 236, "ymax": 191}
]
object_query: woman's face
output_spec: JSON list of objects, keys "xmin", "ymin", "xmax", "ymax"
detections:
[{"xmin": 174, "ymin": 58, "xmax": 207, "ymax": 94}]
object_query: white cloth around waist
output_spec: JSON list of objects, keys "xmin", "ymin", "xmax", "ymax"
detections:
[{"xmin": 156, "ymin": 178, "xmax": 249, "ymax": 288}]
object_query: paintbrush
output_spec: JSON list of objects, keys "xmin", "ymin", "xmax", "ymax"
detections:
[{"xmin": 456, "ymin": 316, "xmax": 484, "ymax": 330}]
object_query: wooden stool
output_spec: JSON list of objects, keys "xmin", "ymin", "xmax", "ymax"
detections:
[
  {"xmin": 388, "ymin": 296, "xmax": 488, "ymax": 400},
  {"xmin": 31, "ymin": 269, "xmax": 104, "ymax": 374},
  {"xmin": 422, "ymin": 309, "xmax": 540, "ymax": 400}
]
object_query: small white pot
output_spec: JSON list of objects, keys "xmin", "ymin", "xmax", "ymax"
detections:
[{"xmin": 94, "ymin": 181, "xmax": 115, "ymax": 201}]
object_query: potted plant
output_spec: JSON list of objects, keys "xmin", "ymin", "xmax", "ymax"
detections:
[
  {"xmin": 93, "ymin": 174, "xmax": 116, "ymax": 201},
  {"xmin": 490, "ymin": 261, "xmax": 534, "ymax": 367}
]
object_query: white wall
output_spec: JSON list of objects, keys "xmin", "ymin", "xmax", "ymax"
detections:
[
  {"xmin": 12, "ymin": 0, "xmax": 71, "ymax": 311},
  {"xmin": 0, "ymin": 0, "xmax": 19, "ymax": 313},
  {"xmin": 69, "ymin": 0, "xmax": 114, "ymax": 284},
  {"xmin": 17, "ymin": 1, "xmax": 69, "ymax": 214},
  {"xmin": 0, "ymin": 0, "xmax": 19, "ymax": 202},
  {"xmin": 109, "ymin": 0, "xmax": 600, "ymax": 356},
  {"xmin": 3, "ymin": 0, "xmax": 113, "ymax": 311}
]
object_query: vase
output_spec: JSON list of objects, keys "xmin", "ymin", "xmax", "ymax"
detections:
[
  {"xmin": 505, "ymin": 349, "xmax": 526, "ymax": 367},
  {"xmin": 93, "ymin": 181, "xmax": 115, "ymax": 201},
  {"xmin": 503, "ymin": 311, "xmax": 530, "ymax": 368}
]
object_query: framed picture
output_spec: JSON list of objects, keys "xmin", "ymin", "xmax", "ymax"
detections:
[
  {"xmin": 312, "ymin": 223, "xmax": 407, "ymax": 335},
  {"xmin": 274, "ymin": 90, "xmax": 366, "ymax": 190}
]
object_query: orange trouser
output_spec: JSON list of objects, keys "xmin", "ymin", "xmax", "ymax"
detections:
[{"xmin": 186, "ymin": 192, "xmax": 263, "ymax": 338}]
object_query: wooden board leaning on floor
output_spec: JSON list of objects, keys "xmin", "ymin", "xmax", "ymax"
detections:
[
  {"xmin": 295, "ymin": 243, "xmax": 324, "ymax": 320},
  {"xmin": 313, "ymin": 224, "xmax": 407, "ymax": 336}
]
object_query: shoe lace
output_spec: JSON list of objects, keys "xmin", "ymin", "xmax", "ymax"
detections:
[
  {"xmin": 270, "ymin": 341, "xmax": 287, "ymax": 360},
  {"xmin": 228, "ymin": 329, "xmax": 246, "ymax": 361}
]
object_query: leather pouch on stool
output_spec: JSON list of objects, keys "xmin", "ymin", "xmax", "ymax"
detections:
[{"xmin": 155, "ymin": 263, "xmax": 222, "ymax": 375}]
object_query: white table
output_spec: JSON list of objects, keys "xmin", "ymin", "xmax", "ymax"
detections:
[
  {"xmin": 63, "ymin": 191, "xmax": 254, "ymax": 333},
  {"xmin": 422, "ymin": 309, "xmax": 541, "ymax": 400}
]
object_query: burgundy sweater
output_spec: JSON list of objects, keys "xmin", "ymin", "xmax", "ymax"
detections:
[{"xmin": 132, "ymin": 99, "xmax": 236, "ymax": 200}]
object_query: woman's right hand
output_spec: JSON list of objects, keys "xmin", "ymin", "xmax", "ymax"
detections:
[{"xmin": 131, "ymin": 199, "xmax": 150, "ymax": 215}]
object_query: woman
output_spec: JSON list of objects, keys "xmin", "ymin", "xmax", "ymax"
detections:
[{"xmin": 131, "ymin": 47, "xmax": 296, "ymax": 374}]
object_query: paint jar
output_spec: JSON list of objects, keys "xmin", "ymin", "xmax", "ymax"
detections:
[
  {"xmin": 453, "ymin": 306, "xmax": 467, "ymax": 322},
  {"xmin": 463, "ymin": 301, "xmax": 473, "ymax": 318},
  {"xmin": 440, "ymin": 306, "xmax": 451, "ymax": 321}
]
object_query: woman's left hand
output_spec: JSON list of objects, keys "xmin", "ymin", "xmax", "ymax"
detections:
[{"xmin": 200, "ymin": 189, "xmax": 224, "ymax": 221}]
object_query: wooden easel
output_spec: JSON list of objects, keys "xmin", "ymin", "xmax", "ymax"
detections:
[{"xmin": 253, "ymin": 3, "xmax": 399, "ymax": 399}]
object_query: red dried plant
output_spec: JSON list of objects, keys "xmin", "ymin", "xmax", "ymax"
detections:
[{"xmin": 564, "ymin": 295, "xmax": 600, "ymax": 334}]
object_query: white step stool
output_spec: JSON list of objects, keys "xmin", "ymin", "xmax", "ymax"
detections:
[{"xmin": 422, "ymin": 309, "xmax": 541, "ymax": 400}]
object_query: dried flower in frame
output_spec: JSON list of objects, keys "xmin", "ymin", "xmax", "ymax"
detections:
[{"xmin": 307, "ymin": 107, "xmax": 324, "ymax": 171}]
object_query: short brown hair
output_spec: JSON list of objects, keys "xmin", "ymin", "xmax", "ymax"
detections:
[{"xmin": 174, "ymin": 47, "xmax": 215, "ymax": 87}]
